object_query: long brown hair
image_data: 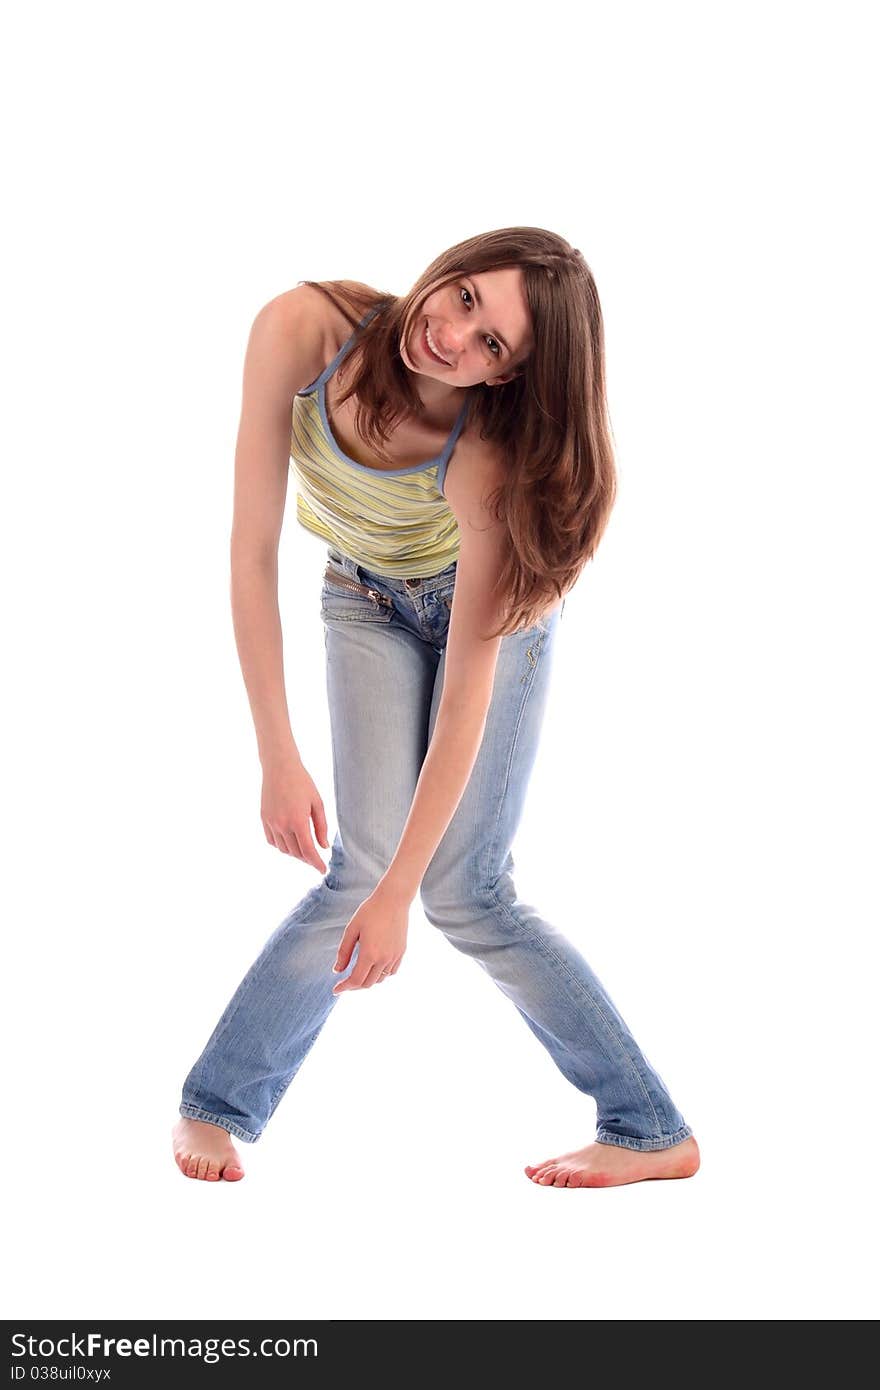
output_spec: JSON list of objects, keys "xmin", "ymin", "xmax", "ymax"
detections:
[{"xmin": 298, "ymin": 226, "xmax": 617, "ymax": 637}]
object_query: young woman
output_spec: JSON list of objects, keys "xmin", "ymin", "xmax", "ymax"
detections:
[{"xmin": 172, "ymin": 226, "xmax": 699, "ymax": 1188}]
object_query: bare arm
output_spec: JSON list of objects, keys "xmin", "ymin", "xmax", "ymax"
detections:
[
  {"xmin": 378, "ymin": 442, "xmax": 511, "ymax": 902},
  {"xmin": 229, "ymin": 286, "xmax": 331, "ymax": 867}
]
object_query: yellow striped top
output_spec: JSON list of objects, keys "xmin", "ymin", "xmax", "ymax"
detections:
[{"xmin": 289, "ymin": 308, "xmax": 470, "ymax": 577}]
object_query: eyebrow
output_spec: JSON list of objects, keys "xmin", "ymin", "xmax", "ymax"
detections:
[{"xmin": 468, "ymin": 279, "xmax": 513, "ymax": 359}]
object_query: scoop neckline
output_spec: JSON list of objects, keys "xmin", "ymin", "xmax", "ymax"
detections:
[{"xmin": 315, "ymin": 377, "xmax": 470, "ymax": 478}]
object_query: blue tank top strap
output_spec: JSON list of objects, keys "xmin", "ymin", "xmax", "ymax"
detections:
[
  {"xmin": 298, "ymin": 305, "xmax": 381, "ymax": 396},
  {"xmin": 439, "ymin": 395, "xmax": 470, "ymax": 465},
  {"xmin": 435, "ymin": 396, "xmax": 471, "ymax": 497}
]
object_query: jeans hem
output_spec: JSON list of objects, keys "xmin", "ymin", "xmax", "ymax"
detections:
[
  {"xmin": 178, "ymin": 1103, "xmax": 262, "ymax": 1145},
  {"xmin": 594, "ymin": 1123, "xmax": 693, "ymax": 1153}
]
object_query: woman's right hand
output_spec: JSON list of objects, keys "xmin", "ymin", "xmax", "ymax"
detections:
[{"xmin": 260, "ymin": 755, "xmax": 331, "ymax": 872}]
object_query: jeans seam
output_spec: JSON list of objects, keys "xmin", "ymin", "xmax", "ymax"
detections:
[
  {"xmin": 484, "ymin": 883, "xmax": 664, "ymax": 1138},
  {"xmin": 264, "ymin": 1020, "xmax": 328, "ymax": 1123},
  {"xmin": 178, "ymin": 1104, "xmax": 261, "ymax": 1145},
  {"xmin": 321, "ymin": 611, "xmax": 394, "ymax": 624},
  {"xmin": 483, "ymin": 627, "xmax": 546, "ymax": 893},
  {"xmin": 594, "ymin": 1124, "xmax": 693, "ymax": 1152},
  {"xmin": 181, "ymin": 886, "xmax": 333, "ymax": 1137}
]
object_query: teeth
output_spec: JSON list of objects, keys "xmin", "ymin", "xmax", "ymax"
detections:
[{"xmin": 425, "ymin": 323, "xmax": 449, "ymax": 364}]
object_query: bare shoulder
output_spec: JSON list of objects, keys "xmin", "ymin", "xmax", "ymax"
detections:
[
  {"xmin": 250, "ymin": 279, "xmax": 380, "ymax": 390},
  {"xmin": 250, "ymin": 284, "xmax": 337, "ymax": 396},
  {"xmin": 288, "ymin": 279, "xmax": 382, "ymax": 344},
  {"xmin": 443, "ymin": 425, "xmax": 507, "ymax": 528}
]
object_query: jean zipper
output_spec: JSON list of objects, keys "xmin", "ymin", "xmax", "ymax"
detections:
[{"xmin": 324, "ymin": 562, "xmax": 393, "ymax": 609}]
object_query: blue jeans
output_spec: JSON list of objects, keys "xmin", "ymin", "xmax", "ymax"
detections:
[{"xmin": 179, "ymin": 546, "xmax": 693, "ymax": 1152}]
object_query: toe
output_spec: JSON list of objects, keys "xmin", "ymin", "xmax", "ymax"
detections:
[
  {"xmin": 185, "ymin": 1155, "xmax": 200, "ymax": 1178},
  {"xmin": 527, "ymin": 1164, "xmax": 553, "ymax": 1184},
  {"xmin": 195, "ymin": 1156, "xmax": 210, "ymax": 1180},
  {"xmin": 553, "ymin": 1170, "xmax": 570, "ymax": 1187},
  {"xmin": 222, "ymin": 1162, "xmax": 245, "ymax": 1182},
  {"xmin": 538, "ymin": 1168, "xmax": 559, "ymax": 1185},
  {"xmin": 205, "ymin": 1163, "xmax": 221, "ymax": 1181},
  {"xmin": 565, "ymin": 1170, "xmax": 583, "ymax": 1187}
]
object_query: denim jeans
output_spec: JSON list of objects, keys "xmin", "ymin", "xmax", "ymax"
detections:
[{"xmin": 179, "ymin": 545, "xmax": 693, "ymax": 1152}]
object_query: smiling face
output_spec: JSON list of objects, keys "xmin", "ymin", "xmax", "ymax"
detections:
[{"xmin": 401, "ymin": 266, "xmax": 534, "ymax": 388}]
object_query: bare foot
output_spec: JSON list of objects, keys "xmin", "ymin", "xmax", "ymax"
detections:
[
  {"xmin": 172, "ymin": 1117, "xmax": 246, "ymax": 1182},
  {"xmin": 524, "ymin": 1135, "xmax": 700, "ymax": 1188}
]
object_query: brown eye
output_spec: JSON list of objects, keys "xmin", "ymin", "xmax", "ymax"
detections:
[{"xmin": 460, "ymin": 286, "xmax": 501, "ymax": 356}]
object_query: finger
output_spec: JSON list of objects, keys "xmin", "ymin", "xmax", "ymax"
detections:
[
  {"xmin": 295, "ymin": 826, "xmax": 327, "ymax": 873},
  {"xmin": 276, "ymin": 828, "xmax": 298, "ymax": 856},
  {"xmin": 313, "ymin": 803, "xmax": 330, "ymax": 850},
  {"xmin": 361, "ymin": 963, "xmax": 388, "ymax": 989},
  {"xmin": 333, "ymin": 961, "xmax": 373, "ymax": 994},
  {"xmin": 333, "ymin": 929, "xmax": 359, "ymax": 975},
  {"xmin": 277, "ymin": 825, "xmax": 324, "ymax": 871},
  {"xmin": 263, "ymin": 822, "xmax": 293, "ymax": 856}
]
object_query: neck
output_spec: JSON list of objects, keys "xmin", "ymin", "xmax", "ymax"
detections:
[{"xmin": 406, "ymin": 366, "xmax": 468, "ymax": 422}]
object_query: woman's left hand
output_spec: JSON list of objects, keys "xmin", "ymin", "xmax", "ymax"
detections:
[{"xmin": 332, "ymin": 880, "xmax": 410, "ymax": 993}]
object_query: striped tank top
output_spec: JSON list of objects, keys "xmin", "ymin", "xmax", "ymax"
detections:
[{"xmin": 289, "ymin": 308, "xmax": 470, "ymax": 577}]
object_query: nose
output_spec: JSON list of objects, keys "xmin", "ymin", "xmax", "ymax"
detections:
[{"xmin": 443, "ymin": 325, "xmax": 464, "ymax": 353}]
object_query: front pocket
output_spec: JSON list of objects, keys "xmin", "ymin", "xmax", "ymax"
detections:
[
  {"xmin": 321, "ymin": 562, "xmax": 395, "ymax": 623},
  {"xmin": 432, "ymin": 574, "xmax": 456, "ymax": 607}
]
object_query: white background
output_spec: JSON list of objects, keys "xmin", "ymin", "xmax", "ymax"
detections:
[{"xmin": 3, "ymin": 0, "xmax": 877, "ymax": 1322}]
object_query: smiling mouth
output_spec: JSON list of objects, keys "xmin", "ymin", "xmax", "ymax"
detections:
[{"xmin": 422, "ymin": 320, "xmax": 452, "ymax": 366}]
